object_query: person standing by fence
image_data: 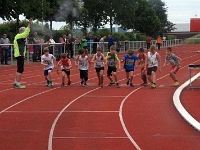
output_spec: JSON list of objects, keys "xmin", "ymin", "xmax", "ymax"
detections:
[
  {"xmin": 156, "ymin": 35, "xmax": 162, "ymax": 50},
  {"xmin": 146, "ymin": 36, "xmax": 151, "ymax": 50},
  {"xmin": 13, "ymin": 19, "xmax": 32, "ymax": 88},
  {"xmin": 0, "ymin": 34, "xmax": 10, "ymax": 65}
]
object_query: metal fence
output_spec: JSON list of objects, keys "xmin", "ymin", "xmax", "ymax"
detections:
[{"xmin": 0, "ymin": 38, "xmax": 198, "ymax": 65}]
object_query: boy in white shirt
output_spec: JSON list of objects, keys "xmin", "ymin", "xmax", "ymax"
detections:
[{"xmin": 41, "ymin": 47, "xmax": 56, "ymax": 87}]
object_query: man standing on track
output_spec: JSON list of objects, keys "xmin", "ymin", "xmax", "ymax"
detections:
[
  {"xmin": 147, "ymin": 45, "xmax": 161, "ymax": 89},
  {"xmin": 13, "ymin": 19, "xmax": 32, "ymax": 89}
]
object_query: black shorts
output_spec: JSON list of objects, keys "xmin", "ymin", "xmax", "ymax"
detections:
[
  {"xmin": 147, "ymin": 66, "xmax": 157, "ymax": 75},
  {"xmin": 16, "ymin": 56, "xmax": 25, "ymax": 74},
  {"xmin": 125, "ymin": 69, "xmax": 134, "ymax": 72},
  {"xmin": 107, "ymin": 66, "xmax": 117, "ymax": 76},
  {"xmin": 62, "ymin": 69, "xmax": 70, "ymax": 76},
  {"xmin": 95, "ymin": 67, "xmax": 104, "ymax": 73},
  {"xmin": 80, "ymin": 70, "xmax": 88, "ymax": 81}
]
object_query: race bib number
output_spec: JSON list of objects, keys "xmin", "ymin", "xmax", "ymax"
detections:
[
  {"xmin": 96, "ymin": 62, "xmax": 102, "ymax": 68},
  {"xmin": 44, "ymin": 60, "xmax": 52, "ymax": 65},
  {"xmin": 79, "ymin": 61, "xmax": 85, "ymax": 66}
]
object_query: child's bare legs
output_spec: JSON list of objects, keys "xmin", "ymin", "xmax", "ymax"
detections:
[
  {"xmin": 97, "ymin": 72, "xmax": 100, "ymax": 85},
  {"xmin": 141, "ymin": 68, "xmax": 147, "ymax": 85},
  {"xmin": 129, "ymin": 71, "xmax": 133, "ymax": 84},
  {"xmin": 170, "ymin": 71, "xmax": 177, "ymax": 82},
  {"xmin": 99, "ymin": 70, "xmax": 104, "ymax": 84},
  {"xmin": 113, "ymin": 72, "xmax": 118, "ymax": 83}
]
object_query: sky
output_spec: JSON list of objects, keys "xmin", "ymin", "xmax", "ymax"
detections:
[{"xmin": 0, "ymin": 0, "xmax": 200, "ymax": 30}]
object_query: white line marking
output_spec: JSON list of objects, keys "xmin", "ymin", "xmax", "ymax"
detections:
[
  {"xmin": 119, "ymin": 87, "xmax": 143, "ymax": 150},
  {"xmin": 5, "ymin": 110, "xmax": 119, "ymax": 113},
  {"xmin": 84, "ymin": 95, "xmax": 126, "ymax": 98},
  {"xmin": 173, "ymin": 72, "xmax": 200, "ymax": 131},
  {"xmin": 53, "ymin": 137, "xmax": 128, "ymax": 139},
  {"xmin": 48, "ymin": 87, "xmax": 100, "ymax": 150}
]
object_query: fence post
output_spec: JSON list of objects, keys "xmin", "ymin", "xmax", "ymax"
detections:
[{"xmin": 11, "ymin": 45, "xmax": 13, "ymax": 65}]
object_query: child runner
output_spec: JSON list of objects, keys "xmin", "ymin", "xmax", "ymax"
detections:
[
  {"xmin": 106, "ymin": 46, "xmax": 121, "ymax": 88},
  {"xmin": 75, "ymin": 49, "xmax": 90, "ymax": 87},
  {"xmin": 41, "ymin": 47, "xmax": 56, "ymax": 87},
  {"xmin": 147, "ymin": 45, "xmax": 161, "ymax": 89},
  {"xmin": 163, "ymin": 47, "xmax": 181, "ymax": 86},
  {"xmin": 121, "ymin": 50, "xmax": 138, "ymax": 87},
  {"xmin": 137, "ymin": 47, "xmax": 148, "ymax": 86},
  {"xmin": 91, "ymin": 48, "xmax": 107, "ymax": 87},
  {"xmin": 57, "ymin": 53, "xmax": 72, "ymax": 86}
]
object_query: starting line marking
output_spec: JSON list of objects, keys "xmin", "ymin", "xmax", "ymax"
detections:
[
  {"xmin": 5, "ymin": 110, "xmax": 119, "ymax": 113},
  {"xmin": 173, "ymin": 72, "xmax": 200, "ymax": 131},
  {"xmin": 53, "ymin": 136, "xmax": 128, "ymax": 139}
]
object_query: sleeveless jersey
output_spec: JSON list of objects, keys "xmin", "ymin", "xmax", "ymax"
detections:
[
  {"xmin": 59, "ymin": 58, "xmax": 71, "ymax": 69},
  {"xmin": 78, "ymin": 55, "xmax": 89, "ymax": 70},
  {"xmin": 106, "ymin": 52, "xmax": 119, "ymax": 67},
  {"xmin": 138, "ymin": 53, "xmax": 146, "ymax": 64},
  {"xmin": 147, "ymin": 52, "xmax": 158, "ymax": 68},
  {"xmin": 94, "ymin": 53, "xmax": 104, "ymax": 68}
]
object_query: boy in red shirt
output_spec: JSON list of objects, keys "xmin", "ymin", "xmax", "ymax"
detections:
[{"xmin": 57, "ymin": 53, "xmax": 72, "ymax": 86}]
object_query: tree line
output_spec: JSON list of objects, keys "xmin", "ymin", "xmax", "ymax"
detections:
[{"xmin": 0, "ymin": 0, "xmax": 175, "ymax": 37}]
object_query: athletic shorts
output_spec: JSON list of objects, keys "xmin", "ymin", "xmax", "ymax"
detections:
[
  {"xmin": 107, "ymin": 66, "xmax": 117, "ymax": 76},
  {"xmin": 62, "ymin": 69, "xmax": 70, "ymax": 75},
  {"xmin": 125, "ymin": 69, "xmax": 134, "ymax": 72},
  {"xmin": 44, "ymin": 68, "xmax": 53, "ymax": 76},
  {"xmin": 16, "ymin": 56, "xmax": 25, "ymax": 74},
  {"xmin": 147, "ymin": 66, "xmax": 157, "ymax": 75},
  {"xmin": 95, "ymin": 67, "xmax": 104, "ymax": 73},
  {"xmin": 171, "ymin": 65, "xmax": 180, "ymax": 74}
]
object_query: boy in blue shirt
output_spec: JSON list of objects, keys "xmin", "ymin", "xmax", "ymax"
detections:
[{"xmin": 122, "ymin": 50, "xmax": 138, "ymax": 87}]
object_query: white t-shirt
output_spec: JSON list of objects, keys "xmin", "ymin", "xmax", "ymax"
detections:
[
  {"xmin": 94, "ymin": 53, "xmax": 104, "ymax": 68},
  {"xmin": 49, "ymin": 39, "xmax": 55, "ymax": 44},
  {"xmin": 147, "ymin": 52, "xmax": 158, "ymax": 68},
  {"xmin": 41, "ymin": 54, "xmax": 55, "ymax": 70},
  {"xmin": 78, "ymin": 55, "xmax": 89, "ymax": 70}
]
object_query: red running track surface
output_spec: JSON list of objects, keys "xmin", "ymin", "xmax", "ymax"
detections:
[{"xmin": 0, "ymin": 45, "xmax": 200, "ymax": 150}]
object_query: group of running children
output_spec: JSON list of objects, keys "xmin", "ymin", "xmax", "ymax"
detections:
[{"xmin": 41, "ymin": 45, "xmax": 181, "ymax": 89}]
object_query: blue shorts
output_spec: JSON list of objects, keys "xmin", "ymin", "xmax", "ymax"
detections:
[{"xmin": 44, "ymin": 68, "xmax": 53, "ymax": 76}]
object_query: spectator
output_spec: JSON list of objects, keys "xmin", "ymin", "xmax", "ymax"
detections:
[
  {"xmin": 99, "ymin": 36, "xmax": 106, "ymax": 49},
  {"xmin": 116, "ymin": 39, "xmax": 121, "ymax": 53},
  {"xmin": 68, "ymin": 34, "xmax": 75, "ymax": 58},
  {"xmin": 108, "ymin": 34, "xmax": 114, "ymax": 50},
  {"xmin": 32, "ymin": 31, "xmax": 41, "ymax": 61},
  {"xmin": 93, "ymin": 36, "xmax": 98, "ymax": 54},
  {"xmin": 146, "ymin": 36, "xmax": 151, "ymax": 50},
  {"xmin": 0, "ymin": 34, "xmax": 10, "ymax": 65},
  {"xmin": 162, "ymin": 35, "xmax": 166, "ymax": 47},
  {"xmin": 156, "ymin": 35, "xmax": 162, "ymax": 50},
  {"xmin": 48, "ymin": 36, "xmax": 55, "ymax": 54}
]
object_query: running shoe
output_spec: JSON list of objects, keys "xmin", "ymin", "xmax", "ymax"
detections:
[
  {"xmin": 100, "ymin": 83, "xmax": 103, "ymax": 88},
  {"xmin": 14, "ymin": 84, "xmax": 26, "ymax": 89},
  {"xmin": 61, "ymin": 82, "xmax": 65, "ymax": 87},
  {"xmin": 172, "ymin": 81, "xmax": 179, "ymax": 86},
  {"xmin": 46, "ymin": 80, "xmax": 49, "ymax": 86},
  {"xmin": 68, "ymin": 81, "xmax": 71, "ymax": 85},
  {"xmin": 116, "ymin": 83, "xmax": 120, "ymax": 88},
  {"xmin": 84, "ymin": 83, "xmax": 88, "ymax": 87},
  {"xmin": 48, "ymin": 81, "xmax": 53, "ymax": 87},
  {"xmin": 80, "ymin": 80, "xmax": 84, "ymax": 86},
  {"xmin": 130, "ymin": 83, "xmax": 134, "ymax": 87},
  {"xmin": 150, "ymin": 83, "xmax": 156, "ymax": 89},
  {"xmin": 140, "ymin": 83, "xmax": 148, "ymax": 86},
  {"xmin": 108, "ymin": 82, "xmax": 115, "ymax": 86}
]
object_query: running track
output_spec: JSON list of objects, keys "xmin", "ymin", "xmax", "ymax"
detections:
[{"xmin": 0, "ymin": 45, "xmax": 200, "ymax": 150}]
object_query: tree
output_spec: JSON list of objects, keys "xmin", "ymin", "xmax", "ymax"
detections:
[{"xmin": 148, "ymin": 0, "xmax": 175, "ymax": 35}]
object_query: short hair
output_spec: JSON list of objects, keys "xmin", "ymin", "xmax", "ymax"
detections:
[
  {"xmin": 61, "ymin": 53, "xmax": 67, "ymax": 58},
  {"xmin": 78, "ymin": 49, "xmax": 85, "ymax": 55},
  {"xmin": 150, "ymin": 45, "xmax": 156, "ymax": 50},
  {"xmin": 43, "ymin": 47, "xmax": 49, "ymax": 53},
  {"xmin": 127, "ymin": 50, "xmax": 134, "ymax": 55},
  {"xmin": 167, "ymin": 47, "xmax": 172, "ymax": 52},
  {"xmin": 110, "ymin": 45, "xmax": 116, "ymax": 50},
  {"xmin": 96, "ymin": 47, "xmax": 102, "ymax": 51},
  {"xmin": 138, "ymin": 47, "xmax": 144, "ymax": 52},
  {"xmin": 19, "ymin": 27, "xmax": 26, "ymax": 33}
]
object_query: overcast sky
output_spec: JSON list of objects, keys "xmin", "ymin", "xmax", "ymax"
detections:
[
  {"xmin": 0, "ymin": 0, "xmax": 200, "ymax": 29},
  {"xmin": 164, "ymin": 0, "xmax": 200, "ymax": 23}
]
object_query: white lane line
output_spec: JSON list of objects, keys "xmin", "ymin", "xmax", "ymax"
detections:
[
  {"xmin": 5, "ymin": 110, "xmax": 119, "ymax": 113},
  {"xmin": 84, "ymin": 95, "xmax": 126, "ymax": 98},
  {"xmin": 119, "ymin": 87, "xmax": 143, "ymax": 150},
  {"xmin": 53, "ymin": 137, "xmax": 128, "ymax": 139},
  {"xmin": 48, "ymin": 87, "xmax": 100, "ymax": 150},
  {"xmin": 173, "ymin": 72, "xmax": 200, "ymax": 131}
]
